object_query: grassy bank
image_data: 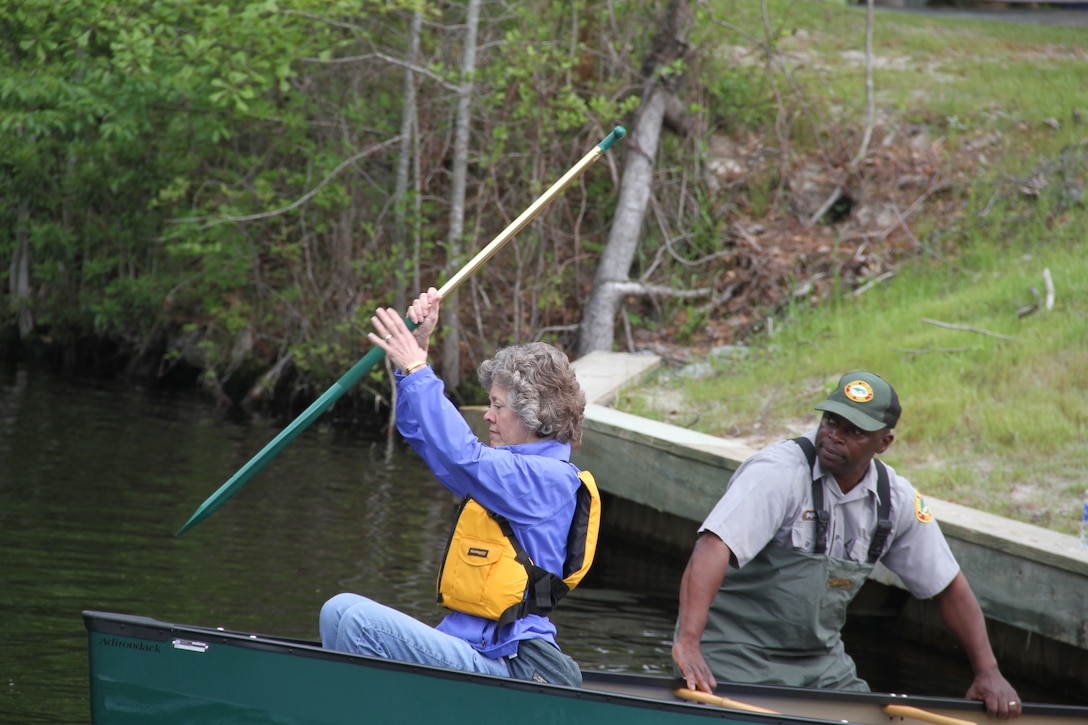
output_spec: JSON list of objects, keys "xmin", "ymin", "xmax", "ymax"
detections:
[{"xmin": 617, "ymin": 2, "xmax": 1088, "ymax": 535}]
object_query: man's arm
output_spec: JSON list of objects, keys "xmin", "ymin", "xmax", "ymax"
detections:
[
  {"xmin": 932, "ymin": 572, "xmax": 1021, "ymax": 719},
  {"xmin": 672, "ymin": 532, "xmax": 732, "ymax": 693}
]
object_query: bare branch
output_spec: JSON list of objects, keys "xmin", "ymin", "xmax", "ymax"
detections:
[
  {"xmin": 300, "ymin": 51, "xmax": 460, "ymax": 91},
  {"xmin": 852, "ymin": 270, "xmax": 894, "ymax": 297},
  {"xmin": 243, "ymin": 351, "xmax": 295, "ymax": 407},
  {"xmin": 698, "ymin": 282, "xmax": 741, "ymax": 315},
  {"xmin": 697, "ymin": 0, "xmax": 761, "ymax": 43},
  {"xmin": 172, "ymin": 136, "xmax": 402, "ymax": 230},
  {"xmin": 759, "ymin": 0, "xmax": 832, "ymax": 162},
  {"xmin": 921, "ymin": 318, "xmax": 1015, "ymax": 341},
  {"xmin": 611, "ymin": 280, "xmax": 715, "ymax": 298},
  {"xmin": 807, "ymin": 186, "xmax": 842, "ymax": 227},
  {"xmin": 896, "ymin": 346, "xmax": 976, "ymax": 355},
  {"xmin": 733, "ymin": 223, "xmax": 764, "ymax": 252},
  {"xmin": 850, "ymin": 0, "xmax": 876, "ymax": 169}
]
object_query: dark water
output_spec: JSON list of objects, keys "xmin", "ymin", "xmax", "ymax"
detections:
[
  {"xmin": 0, "ymin": 366, "xmax": 680, "ymax": 723},
  {"xmin": 0, "ymin": 366, "xmax": 1074, "ymax": 723}
]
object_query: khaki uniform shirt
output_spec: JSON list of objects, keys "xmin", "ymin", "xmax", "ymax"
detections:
[{"xmin": 700, "ymin": 430, "xmax": 958, "ymax": 599}]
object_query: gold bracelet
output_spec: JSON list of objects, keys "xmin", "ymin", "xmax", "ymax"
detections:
[{"xmin": 403, "ymin": 360, "xmax": 428, "ymax": 374}]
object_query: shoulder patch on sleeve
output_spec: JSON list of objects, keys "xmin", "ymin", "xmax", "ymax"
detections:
[{"xmin": 915, "ymin": 491, "xmax": 933, "ymax": 523}]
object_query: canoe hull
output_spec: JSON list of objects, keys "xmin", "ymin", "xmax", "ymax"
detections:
[
  {"xmin": 84, "ymin": 611, "xmax": 1087, "ymax": 725},
  {"xmin": 85, "ymin": 611, "xmax": 778, "ymax": 724}
]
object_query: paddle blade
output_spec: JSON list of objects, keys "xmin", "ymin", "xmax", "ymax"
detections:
[
  {"xmin": 174, "ymin": 344, "xmax": 391, "ymax": 537},
  {"xmin": 174, "ymin": 387, "xmax": 341, "ymax": 536}
]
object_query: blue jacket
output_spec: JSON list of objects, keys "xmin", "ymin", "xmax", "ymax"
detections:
[{"xmin": 395, "ymin": 367, "xmax": 581, "ymax": 658}]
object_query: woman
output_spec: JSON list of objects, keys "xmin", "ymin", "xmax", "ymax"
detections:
[{"xmin": 320, "ymin": 287, "xmax": 596, "ymax": 687}]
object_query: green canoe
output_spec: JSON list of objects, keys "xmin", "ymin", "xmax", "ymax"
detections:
[{"xmin": 83, "ymin": 611, "xmax": 1086, "ymax": 725}]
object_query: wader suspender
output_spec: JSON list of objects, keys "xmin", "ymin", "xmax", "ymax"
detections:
[{"xmin": 792, "ymin": 437, "xmax": 892, "ymax": 564}]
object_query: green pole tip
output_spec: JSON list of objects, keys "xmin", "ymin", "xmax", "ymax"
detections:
[{"xmin": 597, "ymin": 126, "xmax": 626, "ymax": 152}]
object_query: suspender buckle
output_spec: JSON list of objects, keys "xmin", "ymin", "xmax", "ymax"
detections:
[{"xmin": 813, "ymin": 509, "xmax": 830, "ymax": 555}]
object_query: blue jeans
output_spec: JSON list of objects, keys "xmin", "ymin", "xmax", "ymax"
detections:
[{"xmin": 320, "ymin": 593, "xmax": 511, "ymax": 678}]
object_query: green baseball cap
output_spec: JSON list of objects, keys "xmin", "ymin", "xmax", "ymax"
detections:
[{"xmin": 814, "ymin": 371, "xmax": 901, "ymax": 432}]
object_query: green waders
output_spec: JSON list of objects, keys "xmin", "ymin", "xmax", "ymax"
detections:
[{"xmin": 695, "ymin": 544, "xmax": 873, "ymax": 691}]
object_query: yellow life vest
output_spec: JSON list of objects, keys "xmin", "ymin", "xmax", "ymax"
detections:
[{"xmin": 435, "ymin": 470, "xmax": 601, "ymax": 631}]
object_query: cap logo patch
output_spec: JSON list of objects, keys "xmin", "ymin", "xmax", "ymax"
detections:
[{"xmin": 844, "ymin": 380, "xmax": 874, "ymax": 403}]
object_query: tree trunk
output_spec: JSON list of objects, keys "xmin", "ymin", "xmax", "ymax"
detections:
[
  {"xmin": 577, "ymin": 0, "xmax": 691, "ymax": 357},
  {"xmin": 441, "ymin": 0, "xmax": 481, "ymax": 392},
  {"xmin": 393, "ymin": 10, "xmax": 423, "ymax": 315},
  {"xmin": 10, "ymin": 200, "xmax": 34, "ymax": 338}
]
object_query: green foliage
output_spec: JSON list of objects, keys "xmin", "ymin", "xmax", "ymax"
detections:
[
  {"xmin": 702, "ymin": 67, "xmax": 772, "ymax": 132},
  {"xmin": 1, "ymin": 0, "xmax": 429, "ymax": 376}
]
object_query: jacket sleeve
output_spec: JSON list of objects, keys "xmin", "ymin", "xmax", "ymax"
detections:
[{"xmin": 394, "ymin": 367, "xmax": 572, "ymax": 525}]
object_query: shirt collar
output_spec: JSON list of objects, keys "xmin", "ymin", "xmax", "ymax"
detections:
[
  {"xmin": 813, "ymin": 457, "xmax": 879, "ymax": 502},
  {"xmin": 498, "ymin": 437, "xmax": 572, "ymax": 460}
]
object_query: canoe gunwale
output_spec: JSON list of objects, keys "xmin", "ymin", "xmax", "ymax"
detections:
[{"xmin": 581, "ymin": 669, "xmax": 1087, "ymax": 720}]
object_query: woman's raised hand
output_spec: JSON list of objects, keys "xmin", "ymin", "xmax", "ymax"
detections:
[{"xmin": 368, "ymin": 287, "xmax": 441, "ymax": 374}]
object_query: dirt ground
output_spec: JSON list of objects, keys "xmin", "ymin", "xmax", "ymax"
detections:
[{"xmin": 628, "ymin": 121, "xmax": 987, "ymax": 364}]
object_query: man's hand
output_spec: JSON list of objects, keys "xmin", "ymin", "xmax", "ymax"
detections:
[
  {"xmin": 672, "ymin": 638, "xmax": 717, "ymax": 693},
  {"xmin": 966, "ymin": 667, "xmax": 1021, "ymax": 720},
  {"xmin": 933, "ymin": 573, "xmax": 1021, "ymax": 720},
  {"xmin": 673, "ymin": 533, "xmax": 732, "ymax": 694}
]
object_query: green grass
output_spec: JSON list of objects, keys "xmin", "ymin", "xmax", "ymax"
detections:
[
  {"xmin": 620, "ymin": 235, "xmax": 1088, "ymax": 533},
  {"xmin": 706, "ymin": 2, "xmax": 1088, "ymax": 152},
  {"xmin": 619, "ymin": 1, "xmax": 1088, "ymax": 535}
]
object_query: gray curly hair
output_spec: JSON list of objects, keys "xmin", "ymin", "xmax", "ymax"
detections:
[{"xmin": 477, "ymin": 342, "xmax": 585, "ymax": 450}]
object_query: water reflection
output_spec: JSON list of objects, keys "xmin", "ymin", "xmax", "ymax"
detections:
[{"xmin": 0, "ymin": 366, "xmax": 677, "ymax": 723}]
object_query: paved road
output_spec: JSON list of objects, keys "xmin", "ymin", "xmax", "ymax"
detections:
[{"xmin": 875, "ymin": 4, "xmax": 1088, "ymax": 27}]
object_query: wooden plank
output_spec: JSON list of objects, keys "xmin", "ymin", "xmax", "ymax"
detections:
[
  {"xmin": 943, "ymin": 537, "xmax": 1088, "ymax": 650},
  {"xmin": 926, "ymin": 497, "xmax": 1088, "ymax": 578},
  {"xmin": 571, "ymin": 351, "xmax": 663, "ymax": 406}
]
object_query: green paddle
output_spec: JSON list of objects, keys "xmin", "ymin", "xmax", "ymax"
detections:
[{"xmin": 175, "ymin": 126, "xmax": 626, "ymax": 536}]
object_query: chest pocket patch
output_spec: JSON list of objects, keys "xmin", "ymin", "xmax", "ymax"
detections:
[{"xmin": 790, "ymin": 517, "xmax": 816, "ymax": 551}]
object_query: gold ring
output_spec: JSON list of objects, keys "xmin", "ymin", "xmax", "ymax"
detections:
[
  {"xmin": 384, "ymin": 334, "xmax": 393, "ymax": 341},
  {"xmin": 1009, "ymin": 701, "xmax": 1017, "ymax": 707}
]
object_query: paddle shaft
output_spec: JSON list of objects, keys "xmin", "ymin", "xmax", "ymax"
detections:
[
  {"xmin": 883, "ymin": 704, "xmax": 976, "ymax": 725},
  {"xmin": 175, "ymin": 126, "xmax": 626, "ymax": 537},
  {"xmin": 676, "ymin": 688, "xmax": 978, "ymax": 725},
  {"xmin": 673, "ymin": 688, "xmax": 779, "ymax": 714}
]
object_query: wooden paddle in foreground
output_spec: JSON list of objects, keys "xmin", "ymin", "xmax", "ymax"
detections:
[
  {"xmin": 883, "ymin": 704, "xmax": 975, "ymax": 725},
  {"xmin": 674, "ymin": 688, "xmax": 976, "ymax": 725},
  {"xmin": 673, "ymin": 688, "xmax": 778, "ymax": 714}
]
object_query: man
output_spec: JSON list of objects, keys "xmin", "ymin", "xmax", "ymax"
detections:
[{"xmin": 672, "ymin": 371, "xmax": 1022, "ymax": 720}]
